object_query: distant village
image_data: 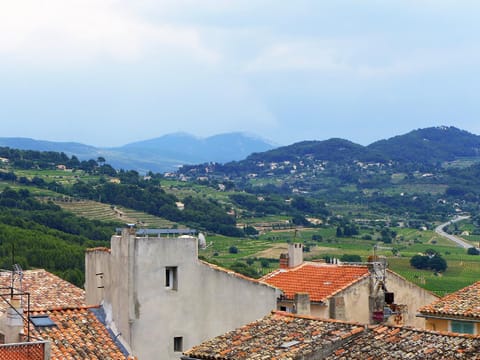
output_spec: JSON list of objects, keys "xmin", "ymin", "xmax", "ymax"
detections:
[{"xmin": 0, "ymin": 226, "xmax": 480, "ymax": 359}]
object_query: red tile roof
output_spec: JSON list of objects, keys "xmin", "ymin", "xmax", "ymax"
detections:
[
  {"xmin": 28, "ymin": 307, "xmax": 128, "ymax": 360},
  {"xmin": 183, "ymin": 311, "xmax": 365, "ymax": 359},
  {"xmin": 0, "ymin": 269, "xmax": 85, "ymax": 312},
  {"xmin": 260, "ymin": 262, "xmax": 370, "ymax": 302},
  {"xmin": 184, "ymin": 312, "xmax": 480, "ymax": 360},
  {"xmin": 324, "ymin": 325, "xmax": 480, "ymax": 359},
  {"xmin": 0, "ymin": 341, "xmax": 47, "ymax": 360},
  {"xmin": 419, "ymin": 280, "xmax": 480, "ymax": 319}
]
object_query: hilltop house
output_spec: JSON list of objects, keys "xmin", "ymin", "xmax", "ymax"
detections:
[
  {"xmin": 183, "ymin": 311, "xmax": 480, "ymax": 359},
  {"xmin": 418, "ymin": 280, "xmax": 480, "ymax": 334},
  {"xmin": 85, "ymin": 227, "xmax": 280, "ymax": 360},
  {"xmin": 260, "ymin": 243, "xmax": 438, "ymax": 328}
]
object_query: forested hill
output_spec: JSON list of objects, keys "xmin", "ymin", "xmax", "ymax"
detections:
[
  {"xmin": 0, "ymin": 188, "xmax": 117, "ymax": 287},
  {"xmin": 246, "ymin": 138, "xmax": 386, "ymax": 163},
  {"xmin": 368, "ymin": 126, "xmax": 480, "ymax": 163},
  {"xmin": 179, "ymin": 126, "xmax": 480, "ymax": 176},
  {"xmin": 245, "ymin": 126, "xmax": 480, "ymax": 166}
]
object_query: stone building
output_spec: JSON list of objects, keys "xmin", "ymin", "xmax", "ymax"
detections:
[
  {"xmin": 418, "ymin": 280, "xmax": 480, "ymax": 334},
  {"xmin": 260, "ymin": 243, "xmax": 438, "ymax": 328},
  {"xmin": 85, "ymin": 228, "xmax": 280, "ymax": 360}
]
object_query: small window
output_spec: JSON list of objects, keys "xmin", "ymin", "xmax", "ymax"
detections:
[
  {"xmin": 280, "ymin": 306, "xmax": 287, "ymax": 311},
  {"xmin": 174, "ymin": 336, "xmax": 183, "ymax": 352},
  {"xmin": 0, "ymin": 333, "xmax": 5, "ymax": 344},
  {"xmin": 165, "ymin": 267, "xmax": 178, "ymax": 290},
  {"xmin": 451, "ymin": 320, "xmax": 475, "ymax": 334},
  {"xmin": 30, "ymin": 315, "xmax": 56, "ymax": 327}
]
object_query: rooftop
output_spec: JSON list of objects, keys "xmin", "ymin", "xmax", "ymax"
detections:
[
  {"xmin": 184, "ymin": 312, "xmax": 480, "ymax": 360},
  {"xmin": 418, "ymin": 280, "xmax": 480, "ymax": 320},
  {"xmin": 325, "ymin": 325, "xmax": 480, "ymax": 359},
  {"xmin": 0, "ymin": 269, "xmax": 85, "ymax": 312},
  {"xmin": 28, "ymin": 307, "xmax": 129, "ymax": 360},
  {"xmin": 260, "ymin": 262, "xmax": 370, "ymax": 302},
  {"xmin": 183, "ymin": 311, "xmax": 365, "ymax": 359}
]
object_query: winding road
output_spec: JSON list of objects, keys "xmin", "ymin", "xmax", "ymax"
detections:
[{"xmin": 434, "ymin": 215, "xmax": 472, "ymax": 249}]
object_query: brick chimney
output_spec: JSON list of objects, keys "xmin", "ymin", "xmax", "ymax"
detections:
[{"xmin": 279, "ymin": 253, "xmax": 289, "ymax": 269}]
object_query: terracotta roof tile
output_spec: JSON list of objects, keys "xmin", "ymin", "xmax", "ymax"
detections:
[
  {"xmin": 325, "ymin": 325, "xmax": 480, "ymax": 359},
  {"xmin": 0, "ymin": 269, "xmax": 85, "ymax": 312},
  {"xmin": 184, "ymin": 312, "xmax": 480, "ymax": 359},
  {"xmin": 418, "ymin": 280, "xmax": 480, "ymax": 319},
  {"xmin": 260, "ymin": 263, "xmax": 370, "ymax": 302},
  {"xmin": 183, "ymin": 311, "xmax": 366, "ymax": 359},
  {"xmin": 28, "ymin": 307, "xmax": 128, "ymax": 360}
]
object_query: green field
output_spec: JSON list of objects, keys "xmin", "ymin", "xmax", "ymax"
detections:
[{"xmin": 198, "ymin": 226, "xmax": 480, "ymax": 296}]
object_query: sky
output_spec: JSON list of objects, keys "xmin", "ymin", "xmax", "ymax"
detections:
[{"xmin": 1, "ymin": 0, "xmax": 480, "ymax": 147}]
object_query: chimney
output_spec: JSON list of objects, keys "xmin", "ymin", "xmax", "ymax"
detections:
[
  {"xmin": 294, "ymin": 293, "xmax": 310, "ymax": 315},
  {"xmin": 279, "ymin": 253, "xmax": 289, "ymax": 269},
  {"xmin": 0, "ymin": 299, "xmax": 24, "ymax": 343},
  {"xmin": 288, "ymin": 243, "xmax": 303, "ymax": 268}
]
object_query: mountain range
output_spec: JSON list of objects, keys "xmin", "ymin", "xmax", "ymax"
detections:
[
  {"xmin": 1, "ymin": 126, "xmax": 479, "ymax": 173},
  {"xmin": 0, "ymin": 132, "xmax": 276, "ymax": 173}
]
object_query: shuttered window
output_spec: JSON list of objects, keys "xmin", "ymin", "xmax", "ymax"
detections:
[{"xmin": 451, "ymin": 320, "xmax": 475, "ymax": 334}]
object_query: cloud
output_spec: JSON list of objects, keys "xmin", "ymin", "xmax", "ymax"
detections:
[
  {"xmin": 245, "ymin": 36, "xmax": 480, "ymax": 80},
  {"xmin": 0, "ymin": 0, "xmax": 219, "ymax": 67},
  {"xmin": 245, "ymin": 39, "xmax": 354, "ymax": 73}
]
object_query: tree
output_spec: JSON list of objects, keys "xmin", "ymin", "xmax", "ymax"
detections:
[
  {"xmin": 336, "ymin": 226, "xmax": 343, "ymax": 237},
  {"xmin": 410, "ymin": 252, "xmax": 448, "ymax": 272},
  {"xmin": 229, "ymin": 262, "xmax": 258, "ymax": 278},
  {"xmin": 340, "ymin": 254, "xmax": 361, "ymax": 263},
  {"xmin": 410, "ymin": 254, "xmax": 429, "ymax": 269},
  {"xmin": 429, "ymin": 256, "xmax": 447, "ymax": 272},
  {"xmin": 467, "ymin": 247, "xmax": 480, "ymax": 255},
  {"xmin": 244, "ymin": 226, "xmax": 259, "ymax": 236}
]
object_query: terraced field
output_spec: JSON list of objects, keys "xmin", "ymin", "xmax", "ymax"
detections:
[{"xmin": 53, "ymin": 199, "xmax": 177, "ymax": 228}]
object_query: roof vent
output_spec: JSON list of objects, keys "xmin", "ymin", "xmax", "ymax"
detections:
[{"xmin": 280, "ymin": 340, "xmax": 300, "ymax": 349}]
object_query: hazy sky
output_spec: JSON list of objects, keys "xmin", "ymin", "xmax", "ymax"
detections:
[{"xmin": 1, "ymin": 0, "xmax": 480, "ymax": 147}]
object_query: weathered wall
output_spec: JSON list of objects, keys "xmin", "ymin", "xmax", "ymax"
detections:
[
  {"xmin": 425, "ymin": 318, "xmax": 480, "ymax": 334},
  {"xmin": 425, "ymin": 318, "xmax": 449, "ymax": 332},
  {"xmin": 331, "ymin": 277, "xmax": 371, "ymax": 324},
  {"xmin": 85, "ymin": 249, "xmax": 110, "ymax": 306},
  {"xmin": 272, "ymin": 269, "xmax": 438, "ymax": 328},
  {"xmin": 86, "ymin": 231, "xmax": 279, "ymax": 360},
  {"xmin": 385, "ymin": 270, "xmax": 439, "ymax": 328}
]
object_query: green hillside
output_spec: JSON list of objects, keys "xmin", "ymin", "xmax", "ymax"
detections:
[{"xmin": 53, "ymin": 199, "xmax": 177, "ymax": 228}]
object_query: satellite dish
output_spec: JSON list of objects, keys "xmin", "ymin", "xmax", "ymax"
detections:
[{"xmin": 198, "ymin": 233, "xmax": 207, "ymax": 249}]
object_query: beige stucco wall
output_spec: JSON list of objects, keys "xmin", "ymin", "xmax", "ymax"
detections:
[
  {"xmin": 425, "ymin": 318, "xmax": 449, "ymax": 332},
  {"xmin": 85, "ymin": 230, "xmax": 279, "ymax": 360},
  {"xmin": 425, "ymin": 318, "xmax": 480, "ymax": 334},
  {"xmin": 311, "ymin": 303, "xmax": 329, "ymax": 318},
  {"xmin": 273, "ymin": 269, "xmax": 438, "ymax": 328},
  {"xmin": 385, "ymin": 270, "xmax": 439, "ymax": 328},
  {"xmin": 331, "ymin": 277, "xmax": 371, "ymax": 324}
]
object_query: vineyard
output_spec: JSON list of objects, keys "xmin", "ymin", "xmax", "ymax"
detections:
[{"xmin": 53, "ymin": 199, "xmax": 177, "ymax": 228}]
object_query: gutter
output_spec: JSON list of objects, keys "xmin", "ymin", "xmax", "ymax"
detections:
[{"xmin": 417, "ymin": 313, "xmax": 480, "ymax": 323}]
